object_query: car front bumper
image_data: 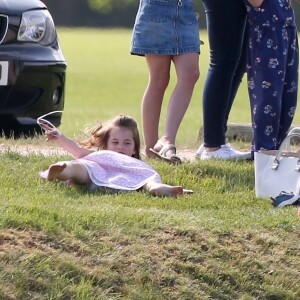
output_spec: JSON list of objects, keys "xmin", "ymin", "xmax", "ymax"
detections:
[{"xmin": 0, "ymin": 43, "xmax": 66, "ymax": 128}]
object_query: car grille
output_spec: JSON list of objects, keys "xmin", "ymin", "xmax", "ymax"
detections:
[{"xmin": 0, "ymin": 15, "xmax": 8, "ymax": 45}]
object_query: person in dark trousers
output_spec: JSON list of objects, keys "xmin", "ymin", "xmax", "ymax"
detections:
[{"xmin": 197, "ymin": 0, "xmax": 251, "ymax": 160}]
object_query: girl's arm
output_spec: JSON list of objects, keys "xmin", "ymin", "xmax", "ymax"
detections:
[
  {"xmin": 50, "ymin": 134, "xmax": 94, "ymax": 158},
  {"xmin": 42, "ymin": 125, "xmax": 94, "ymax": 158}
]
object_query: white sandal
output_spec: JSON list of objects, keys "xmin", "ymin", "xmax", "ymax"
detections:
[{"xmin": 149, "ymin": 141, "xmax": 181, "ymax": 164}]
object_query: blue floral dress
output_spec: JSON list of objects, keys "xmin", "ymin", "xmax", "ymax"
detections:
[{"xmin": 244, "ymin": 0, "xmax": 299, "ymax": 151}]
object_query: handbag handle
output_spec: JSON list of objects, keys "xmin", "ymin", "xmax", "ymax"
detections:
[
  {"xmin": 272, "ymin": 132, "xmax": 300, "ymax": 170},
  {"xmin": 288, "ymin": 127, "xmax": 300, "ymax": 135},
  {"xmin": 285, "ymin": 127, "xmax": 300, "ymax": 151}
]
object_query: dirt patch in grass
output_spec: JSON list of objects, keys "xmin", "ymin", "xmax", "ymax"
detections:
[{"xmin": 0, "ymin": 143, "xmax": 198, "ymax": 161}]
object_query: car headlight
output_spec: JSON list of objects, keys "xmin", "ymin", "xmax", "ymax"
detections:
[{"xmin": 17, "ymin": 10, "xmax": 57, "ymax": 46}]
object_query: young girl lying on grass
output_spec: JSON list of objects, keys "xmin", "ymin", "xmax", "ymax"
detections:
[{"xmin": 39, "ymin": 114, "xmax": 193, "ymax": 196}]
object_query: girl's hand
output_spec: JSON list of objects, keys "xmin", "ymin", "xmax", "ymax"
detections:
[
  {"xmin": 36, "ymin": 111, "xmax": 63, "ymax": 141},
  {"xmin": 38, "ymin": 120, "xmax": 61, "ymax": 141}
]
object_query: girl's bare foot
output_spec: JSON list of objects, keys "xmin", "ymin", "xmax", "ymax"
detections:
[
  {"xmin": 183, "ymin": 189, "xmax": 194, "ymax": 195},
  {"xmin": 146, "ymin": 181, "xmax": 193, "ymax": 196},
  {"xmin": 47, "ymin": 163, "xmax": 67, "ymax": 181},
  {"xmin": 163, "ymin": 186, "xmax": 194, "ymax": 196}
]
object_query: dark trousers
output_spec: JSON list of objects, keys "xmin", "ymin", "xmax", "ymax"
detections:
[{"xmin": 201, "ymin": 0, "xmax": 247, "ymax": 147}]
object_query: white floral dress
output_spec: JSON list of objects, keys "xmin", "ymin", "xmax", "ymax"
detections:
[{"xmin": 40, "ymin": 150, "xmax": 162, "ymax": 191}]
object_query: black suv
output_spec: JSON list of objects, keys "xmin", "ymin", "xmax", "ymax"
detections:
[{"xmin": 0, "ymin": 0, "xmax": 66, "ymax": 136}]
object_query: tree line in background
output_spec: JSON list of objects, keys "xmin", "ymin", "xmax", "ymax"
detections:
[
  {"xmin": 42, "ymin": 0, "xmax": 204, "ymax": 28},
  {"xmin": 42, "ymin": 0, "xmax": 300, "ymax": 29},
  {"xmin": 42, "ymin": 0, "xmax": 141, "ymax": 28}
]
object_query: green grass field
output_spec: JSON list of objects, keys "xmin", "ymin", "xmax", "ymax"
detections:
[{"xmin": 0, "ymin": 29, "xmax": 299, "ymax": 300}]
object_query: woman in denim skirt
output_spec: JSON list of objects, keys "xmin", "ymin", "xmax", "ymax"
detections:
[{"xmin": 131, "ymin": 0, "xmax": 200, "ymax": 164}]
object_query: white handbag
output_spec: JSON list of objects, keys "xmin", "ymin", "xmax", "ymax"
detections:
[{"xmin": 254, "ymin": 127, "xmax": 300, "ymax": 198}]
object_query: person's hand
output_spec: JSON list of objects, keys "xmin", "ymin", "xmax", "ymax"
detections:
[
  {"xmin": 38, "ymin": 120, "xmax": 61, "ymax": 141},
  {"xmin": 247, "ymin": 0, "xmax": 263, "ymax": 7},
  {"xmin": 36, "ymin": 111, "xmax": 63, "ymax": 141}
]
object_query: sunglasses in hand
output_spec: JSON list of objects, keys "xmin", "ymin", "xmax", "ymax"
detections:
[{"xmin": 37, "ymin": 111, "xmax": 63, "ymax": 137}]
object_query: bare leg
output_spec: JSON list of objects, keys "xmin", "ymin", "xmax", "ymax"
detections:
[
  {"xmin": 162, "ymin": 53, "xmax": 199, "ymax": 145},
  {"xmin": 47, "ymin": 161, "xmax": 91, "ymax": 185},
  {"xmin": 144, "ymin": 180, "xmax": 193, "ymax": 197},
  {"xmin": 152, "ymin": 53, "xmax": 199, "ymax": 157},
  {"xmin": 142, "ymin": 55, "xmax": 171, "ymax": 157}
]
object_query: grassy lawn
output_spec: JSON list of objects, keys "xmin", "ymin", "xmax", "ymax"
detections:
[{"xmin": 0, "ymin": 29, "xmax": 299, "ymax": 300}]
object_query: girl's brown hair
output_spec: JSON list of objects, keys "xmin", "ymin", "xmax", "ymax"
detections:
[{"xmin": 80, "ymin": 115, "xmax": 141, "ymax": 159}]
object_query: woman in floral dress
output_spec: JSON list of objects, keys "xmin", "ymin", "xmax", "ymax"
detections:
[{"xmin": 244, "ymin": 0, "xmax": 299, "ymax": 154}]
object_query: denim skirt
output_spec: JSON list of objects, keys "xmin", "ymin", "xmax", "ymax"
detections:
[{"xmin": 131, "ymin": 0, "xmax": 200, "ymax": 55}]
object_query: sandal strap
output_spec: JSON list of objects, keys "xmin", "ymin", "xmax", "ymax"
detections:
[
  {"xmin": 157, "ymin": 143, "xmax": 177, "ymax": 156},
  {"xmin": 150, "ymin": 141, "xmax": 181, "ymax": 164}
]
